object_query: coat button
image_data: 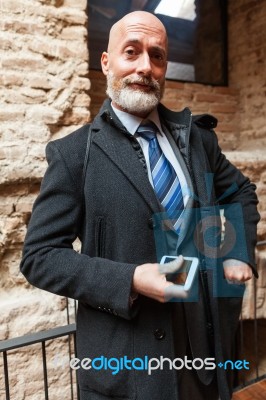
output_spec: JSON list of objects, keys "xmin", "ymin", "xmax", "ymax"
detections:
[
  {"xmin": 154, "ymin": 329, "xmax": 166, "ymax": 340},
  {"xmin": 148, "ymin": 218, "xmax": 155, "ymax": 229},
  {"xmin": 207, "ymin": 322, "xmax": 214, "ymax": 336}
]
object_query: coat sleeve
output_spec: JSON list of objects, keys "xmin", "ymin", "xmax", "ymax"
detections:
[
  {"xmin": 20, "ymin": 139, "xmax": 138, "ymax": 319},
  {"xmin": 201, "ymin": 129, "xmax": 260, "ymax": 272}
]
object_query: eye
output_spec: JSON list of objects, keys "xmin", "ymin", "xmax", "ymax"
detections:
[
  {"xmin": 124, "ymin": 47, "xmax": 137, "ymax": 57},
  {"xmin": 152, "ymin": 52, "xmax": 164, "ymax": 62}
]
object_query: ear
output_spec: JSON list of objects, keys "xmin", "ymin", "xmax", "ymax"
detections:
[{"xmin": 101, "ymin": 52, "xmax": 109, "ymax": 76}]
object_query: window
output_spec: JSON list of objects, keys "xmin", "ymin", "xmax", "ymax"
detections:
[{"xmin": 88, "ymin": 0, "xmax": 227, "ymax": 85}]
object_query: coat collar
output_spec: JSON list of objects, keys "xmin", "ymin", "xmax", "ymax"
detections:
[{"xmin": 89, "ymin": 99, "xmax": 193, "ymax": 215}]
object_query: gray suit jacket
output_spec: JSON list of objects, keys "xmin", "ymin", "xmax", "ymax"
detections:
[{"xmin": 21, "ymin": 99, "xmax": 260, "ymax": 400}]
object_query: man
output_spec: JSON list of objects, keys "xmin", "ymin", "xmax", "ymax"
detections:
[{"xmin": 21, "ymin": 11, "xmax": 259, "ymax": 400}]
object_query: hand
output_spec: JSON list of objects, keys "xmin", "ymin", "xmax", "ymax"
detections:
[
  {"xmin": 132, "ymin": 256, "xmax": 185, "ymax": 302},
  {"xmin": 223, "ymin": 260, "xmax": 253, "ymax": 284}
]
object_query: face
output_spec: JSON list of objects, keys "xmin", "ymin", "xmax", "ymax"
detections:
[{"xmin": 101, "ymin": 13, "xmax": 168, "ymax": 118}]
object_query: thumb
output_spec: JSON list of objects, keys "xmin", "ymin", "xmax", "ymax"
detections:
[{"xmin": 159, "ymin": 255, "xmax": 184, "ymax": 274}]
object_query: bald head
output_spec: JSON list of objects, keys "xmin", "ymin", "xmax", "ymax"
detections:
[
  {"xmin": 101, "ymin": 11, "xmax": 168, "ymax": 117},
  {"xmin": 107, "ymin": 11, "xmax": 168, "ymax": 55}
]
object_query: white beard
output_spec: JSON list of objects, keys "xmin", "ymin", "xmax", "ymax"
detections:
[{"xmin": 106, "ymin": 73, "xmax": 164, "ymax": 115}]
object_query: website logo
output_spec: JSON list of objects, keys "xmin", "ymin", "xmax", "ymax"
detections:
[{"xmin": 68, "ymin": 356, "xmax": 250, "ymax": 375}]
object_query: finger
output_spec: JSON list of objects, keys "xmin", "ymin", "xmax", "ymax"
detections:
[
  {"xmin": 164, "ymin": 283, "xmax": 189, "ymax": 300},
  {"xmin": 224, "ymin": 264, "xmax": 252, "ymax": 278},
  {"xmin": 226, "ymin": 278, "xmax": 245, "ymax": 286},
  {"xmin": 225, "ymin": 270, "xmax": 252, "ymax": 283},
  {"xmin": 159, "ymin": 255, "xmax": 184, "ymax": 275}
]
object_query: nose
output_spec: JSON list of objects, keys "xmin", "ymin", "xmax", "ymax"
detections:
[{"xmin": 136, "ymin": 52, "xmax": 152, "ymax": 76}]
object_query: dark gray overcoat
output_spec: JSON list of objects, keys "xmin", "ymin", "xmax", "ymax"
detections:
[{"xmin": 21, "ymin": 99, "xmax": 259, "ymax": 400}]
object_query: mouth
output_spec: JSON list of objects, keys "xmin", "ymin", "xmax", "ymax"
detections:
[{"xmin": 128, "ymin": 82, "xmax": 154, "ymax": 92}]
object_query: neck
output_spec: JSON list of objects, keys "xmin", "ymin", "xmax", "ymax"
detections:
[{"xmin": 111, "ymin": 100, "xmax": 154, "ymax": 119}]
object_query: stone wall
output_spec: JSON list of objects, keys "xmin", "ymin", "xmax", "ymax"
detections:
[
  {"xmin": 0, "ymin": 0, "xmax": 89, "ymax": 398},
  {"xmin": 0, "ymin": 0, "xmax": 266, "ymax": 398},
  {"xmin": 0, "ymin": 0, "xmax": 90, "ymax": 309}
]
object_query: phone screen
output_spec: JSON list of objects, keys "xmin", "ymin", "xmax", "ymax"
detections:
[{"xmin": 164, "ymin": 258, "xmax": 192, "ymax": 285}]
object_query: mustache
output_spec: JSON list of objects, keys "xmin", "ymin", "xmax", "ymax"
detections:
[{"xmin": 123, "ymin": 76, "xmax": 160, "ymax": 90}]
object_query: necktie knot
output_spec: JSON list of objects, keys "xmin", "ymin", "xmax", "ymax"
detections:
[{"xmin": 137, "ymin": 122, "xmax": 158, "ymax": 143}]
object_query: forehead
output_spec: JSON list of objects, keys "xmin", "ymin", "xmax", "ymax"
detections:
[
  {"xmin": 112, "ymin": 19, "xmax": 167, "ymax": 51},
  {"xmin": 125, "ymin": 21, "xmax": 166, "ymax": 38}
]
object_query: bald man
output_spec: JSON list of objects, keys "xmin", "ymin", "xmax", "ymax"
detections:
[{"xmin": 21, "ymin": 11, "xmax": 259, "ymax": 400}]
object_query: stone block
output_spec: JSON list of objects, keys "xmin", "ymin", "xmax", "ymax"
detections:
[
  {"xmin": 21, "ymin": 87, "xmax": 47, "ymax": 100},
  {"xmin": 73, "ymin": 93, "xmax": 91, "ymax": 108},
  {"xmin": 0, "ymin": 323, "xmax": 9, "ymax": 340},
  {"xmin": 26, "ymin": 73, "xmax": 66, "ymax": 91},
  {"xmin": 0, "ymin": 36, "xmax": 16, "ymax": 51},
  {"xmin": 61, "ymin": 25, "xmax": 88, "ymax": 40},
  {"xmin": 0, "ymin": 291, "xmax": 68, "ymax": 336},
  {"xmin": 26, "ymin": 105, "xmax": 63, "ymax": 124},
  {"xmin": 0, "ymin": 0, "xmax": 27, "ymax": 14},
  {"xmin": 58, "ymin": 42, "xmax": 88, "ymax": 61},
  {"xmin": 0, "ymin": 105, "xmax": 26, "ymax": 121},
  {"xmin": 63, "ymin": 0, "xmax": 87, "ymax": 10},
  {"xmin": 1, "ymin": 89, "xmax": 24, "ymax": 104},
  {"xmin": 0, "ymin": 149, "xmax": 5, "ymax": 160},
  {"xmin": 51, "ymin": 88, "xmax": 75, "ymax": 111},
  {"xmin": 15, "ymin": 202, "xmax": 34, "ymax": 214},
  {"xmin": 71, "ymin": 77, "xmax": 91, "ymax": 91},
  {"xmin": 60, "ymin": 107, "xmax": 90, "ymax": 125},
  {"xmin": 29, "ymin": 37, "xmax": 88, "ymax": 61},
  {"xmin": 45, "ymin": 6, "xmax": 87, "ymax": 25},
  {"xmin": 37, "ymin": 0, "xmax": 64, "ymax": 6},
  {"xmin": 0, "ymin": 71, "xmax": 24, "ymax": 87},
  {"xmin": 76, "ymin": 61, "xmax": 89, "ymax": 77},
  {"xmin": 2, "ymin": 19, "xmax": 46, "ymax": 35},
  {"xmin": 3, "ymin": 88, "xmax": 47, "ymax": 104},
  {"xmin": 28, "ymin": 143, "xmax": 47, "ymax": 159},
  {"xmin": 1, "ymin": 145, "xmax": 25, "ymax": 162},
  {"xmin": 2, "ymin": 54, "xmax": 48, "ymax": 71}
]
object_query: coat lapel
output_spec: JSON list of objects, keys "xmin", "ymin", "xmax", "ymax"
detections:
[{"xmin": 92, "ymin": 115, "xmax": 163, "ymax": 216}]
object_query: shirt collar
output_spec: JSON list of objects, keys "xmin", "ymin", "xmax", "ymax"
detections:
[{"xmin": 111, "ymin": 103, "xmax": 163, "ymax": 136}]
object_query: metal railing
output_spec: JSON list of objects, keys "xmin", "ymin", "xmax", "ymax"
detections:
[
  {"xmin": 1, "ymin": 317, "xmax": 264, "ymax": 399},
  {"xmin": 0, "ymin": 324, "xmax": 79, "ymax": 400}
]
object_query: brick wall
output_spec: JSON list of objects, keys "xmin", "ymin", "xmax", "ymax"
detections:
[
  {"xmin": 227, "ymin": 0, "xmax": 266, "ymax": 239},
  {"xmin": 228, "ymin": 0, "xmax": 266, "ymax": 150}
]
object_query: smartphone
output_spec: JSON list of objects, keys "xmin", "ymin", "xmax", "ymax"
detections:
[{"xmin": 160, "ymin": 256, "xmax": 199, "ymax": 292}]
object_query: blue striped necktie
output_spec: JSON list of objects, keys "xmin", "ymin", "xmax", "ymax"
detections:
[{"xmin": 137, "ymin": 122, "xmax": 184, "ymax": 232}]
